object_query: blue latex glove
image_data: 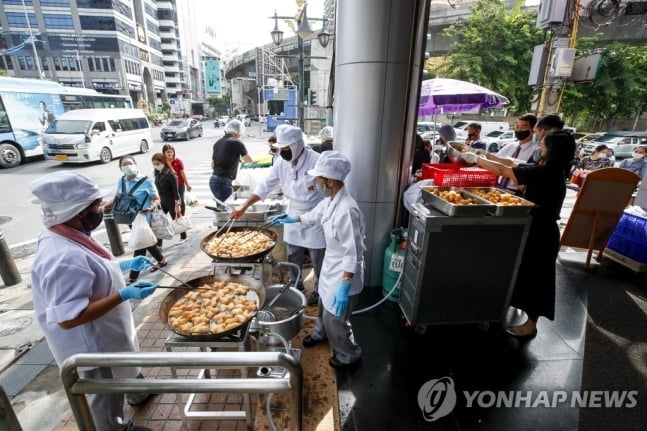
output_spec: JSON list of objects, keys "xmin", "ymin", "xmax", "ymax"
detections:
[
  {"xmin": 269, "ymin": 213, "xmax": 298, "ymax": 224},
  {"xmin": 332, "ymin": 280, "xmax": 352, "ymax": 317},
  {"xmin": 119, "ymin": 280, "xmax": 158, "ymax": 301},
  {"xmin": 119, "ymin": 256, "xmax": 153, "ymax": 272}
]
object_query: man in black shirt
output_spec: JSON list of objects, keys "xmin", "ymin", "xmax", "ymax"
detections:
[{"xmin": 209, "ymin": 119, "xmax": 253, "ymax": 201}]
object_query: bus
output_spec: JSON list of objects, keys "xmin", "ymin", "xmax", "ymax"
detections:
[{"xmin": 0, "ymin": 76, "xmax": 133, "ymax": 168}]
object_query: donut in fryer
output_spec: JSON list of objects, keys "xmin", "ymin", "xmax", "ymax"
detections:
[{"xmin": 168, "ymin": 281, "xmax": 257, "ymax": 335}]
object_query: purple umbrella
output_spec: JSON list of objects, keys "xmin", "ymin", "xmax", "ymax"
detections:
[{"xmin": 418, "ymin": 78, "xmax": 509, "ymax": 116}]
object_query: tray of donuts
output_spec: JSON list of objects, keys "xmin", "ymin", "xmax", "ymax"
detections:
[
  {"xmin": 158, "ymin": 274, "xmax": 266, "ymax": 341},
  {"xmin": 462, "ymin": 188, "xmax": 534, "ymax": 216}
]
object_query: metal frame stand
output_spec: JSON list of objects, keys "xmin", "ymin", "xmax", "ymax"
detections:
[{"xmin": 164, "ymin": 332, "xmax": 252, "ymax": 429}]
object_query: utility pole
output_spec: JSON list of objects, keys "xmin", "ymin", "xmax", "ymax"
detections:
[{"xmin": 536, "ymin": 0, "xmax": 580, "ymax": 117}]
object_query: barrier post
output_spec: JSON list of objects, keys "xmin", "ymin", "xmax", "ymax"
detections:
[
  {"xmin": 103, "ymin": 213, "xmax": 125, "ymax": 257},
  {"xmin": 0, "ymin": 230, "xmax": 21, "ymax": 287}
]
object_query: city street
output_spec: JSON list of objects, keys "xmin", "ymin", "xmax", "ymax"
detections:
[{"xmin": 0, "ymin": 122, "xmax": 273, "ymax": 256}]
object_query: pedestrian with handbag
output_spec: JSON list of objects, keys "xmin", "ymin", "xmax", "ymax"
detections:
[
  {"xmin": 163, "ymin": 144, "xmax": 191, "ymax": 243},
  {"xmin": 107, "ymin": 156, "xmax": 167, "ymax": 283},
  {"xmin": 151, "ymin": 152, "xmax": 180, "ymax": 247}
]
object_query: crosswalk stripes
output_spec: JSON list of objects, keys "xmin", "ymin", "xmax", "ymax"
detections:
[{"xmin": 184, "ymin": 161, "xmax": 213, "ymax": 204}]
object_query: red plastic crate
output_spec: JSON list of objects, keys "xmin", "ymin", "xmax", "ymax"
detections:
[{"xmin": 421, "ymin": 163, "xmax": 498, "ymax": 187}]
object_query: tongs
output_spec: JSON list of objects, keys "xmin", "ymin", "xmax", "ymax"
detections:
[
  {"xmin": 150, "ymin": 265, "xmax": 209, "ymax": 290},
  {"xmin": 235, "ymin": 215, "xmax": 283, "ymax": 242}
]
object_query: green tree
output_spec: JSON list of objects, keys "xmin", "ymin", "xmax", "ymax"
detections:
[
  {"xmin": 206, "ymin": 94, "xmax": 231, "ymax": 115},
  {"xmin": 561, "ymin": 41, "xmax": 647, "ymax": 130},
  {"xmin": 429, "ymin": 0, "xmax": 543, "ymax": 114}
]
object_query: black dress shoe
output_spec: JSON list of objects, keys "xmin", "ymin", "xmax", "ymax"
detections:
[
  {"xmin": 302, "ymin": 334, "xmax": 326, "ymax": 348},
  {"xmin": 329, "ymin": 356, "xmax": 361, "ymax": 369}
]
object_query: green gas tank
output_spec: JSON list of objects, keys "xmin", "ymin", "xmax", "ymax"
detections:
[{"xmin": 382, "ymin": 228, "xmax": 407, "ymax": 302}]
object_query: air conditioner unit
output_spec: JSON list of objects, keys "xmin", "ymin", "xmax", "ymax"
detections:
[
  {"xmin": 550, "ymin": 48, "xmax": 576, "ymax": 78},
  {"xmin": 536, "ymin": 0, "xmax": 568, "ymax": 29}
]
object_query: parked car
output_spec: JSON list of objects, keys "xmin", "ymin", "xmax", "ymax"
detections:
[
  {"xmin": 160, "ymin": 118, "xmax": 203, "ymax": 141},
  {"xmin": 218, "ymin": 115, "xmax": 230, "ymax": 126},
  {"xmin": 582, "ymin": 131, "xmax": 647, "ymax": 159},
  {"xmin": 482, "ymin": 130, "xmax": 516, "ymax": 153},
  {"xmin": 417, "ymin": 122, "xmax": 441, "ymax": 134}
]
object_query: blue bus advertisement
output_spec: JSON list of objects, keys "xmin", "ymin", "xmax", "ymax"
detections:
[{"xmin": 0, "ymin": 92, "xmax": 66, "ymax": 168}]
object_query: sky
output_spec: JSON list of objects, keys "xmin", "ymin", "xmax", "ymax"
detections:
[{"xmin": 194, "ymin": 0, "xmax": 326, "ymax": 56}]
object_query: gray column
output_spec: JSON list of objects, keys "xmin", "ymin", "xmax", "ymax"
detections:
[{"xmin": 334, "ymin": 0, "xmax": 429, "ymax": 285}]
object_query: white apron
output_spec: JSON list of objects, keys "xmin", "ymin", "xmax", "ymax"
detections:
[
  {"xmin": 317, "ymin": 195, "xmax": 365, "ymax": 315},
  {"xmin": 95, "ymin": 258, "xmax": 141, "ymax": 378},
  {"xmin": 284, "ymin": 199, "xmax": 325, "ymax": 249}
]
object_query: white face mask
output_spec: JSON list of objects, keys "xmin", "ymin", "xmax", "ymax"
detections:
[
  {"xmin": 434, "ymin": 145, "xmax": 444, "ymax": 151},
  {"xmin": 315, "ymin": 181, "xmax": 332, "ymax": 197},
  {"xmin": 153, "ymin": 164, "xmax": 164, "ymax": 172},
  {"xmin": 597, "ymin": 153, "xmax": 607, "ymax": 158},
  {"xmin": 121, "ymin": 165, "xmax": 138, "ymax": 176},
  {"xmin": 632, "ymin": 152, "xmax": 645, "ymax": 160}
]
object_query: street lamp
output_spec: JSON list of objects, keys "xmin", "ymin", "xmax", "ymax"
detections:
[{"xmin": 270, "ymin": 6, "xmax": 331, "ymax": 131}]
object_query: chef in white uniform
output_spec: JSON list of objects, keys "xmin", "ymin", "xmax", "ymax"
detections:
[
  {"xmin": 275, "ymin": 151, "xmax": 366, "ymax": 368},
  {"xmin": 232, "ymin": 124, "xmax": 325, "ymax": 305},
  {"xmin": 30, "ymin": 171, "xmax": 158, "ymax": 431}
]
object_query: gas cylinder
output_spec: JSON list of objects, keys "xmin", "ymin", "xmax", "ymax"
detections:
[{"xmin": 382, "ymin": 228, "xmax": 407, "ymax": 302}]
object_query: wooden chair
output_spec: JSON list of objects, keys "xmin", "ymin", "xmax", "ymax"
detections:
[{"xmin": 560, "ymin": 167, "xmax": 640, "ymax": 270}]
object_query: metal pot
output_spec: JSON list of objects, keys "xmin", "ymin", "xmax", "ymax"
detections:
[{"xmin": 253, "ymin": 285, "xmax": 306, "ymax": 345}]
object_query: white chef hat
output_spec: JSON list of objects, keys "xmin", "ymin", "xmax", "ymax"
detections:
[
  {"xmin": 273, "ymin": 124, "xmax": 305, "ymax": 158},
  {"xmin": 29, "ymin": 171, "xmax": 111, "ymax": 227},
  {"xmin": 318, "ymin": 126, "xmax": 333, "ymax": 140},
  {"xmin": 307, "ymin": 151, "xmax": 351, "ymax": 181}
]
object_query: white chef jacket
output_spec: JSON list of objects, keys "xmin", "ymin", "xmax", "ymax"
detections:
[
  {"xmin": 300, "ymin": 186, "xmax": 366, "ymax": 314},
  {"xmin": 31, "ymin": 230, "xmax": 140, "ymax": 375},
  {"xmin": 253, "ymin": 148, "xmax": 325, "ymax": 249},
  {"xmin": 495, "ymin": 139, "xmax": 537, "ymax": 190}
]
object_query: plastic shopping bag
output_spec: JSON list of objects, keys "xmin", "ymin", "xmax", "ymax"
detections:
[
  {"xmin": 171, "ymin": 215, "xmax": 192, "ymax": 235},
  {"xmin": 129, "ymin": 213, "xmax": 158, "ymax": 250},
  {"xmin": 150, "ymin": 208, "xmax": 175, "ymax": 240},
  {"xmin": 403, "ymin": 179, "xmax": 434, "ymax": 213},
  {"xmin": 185, "ymin": 190, "xmax": 200, "ymax": 207}
]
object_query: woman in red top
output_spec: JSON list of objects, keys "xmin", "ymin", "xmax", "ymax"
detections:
[{"xmin": 163, "ymin": 144, "xmax": 191, "ymax": 242}]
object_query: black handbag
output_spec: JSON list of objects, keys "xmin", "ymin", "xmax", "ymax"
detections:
[{"xmin": 112, "ymin": 176, "xmax": 147, "ymax": 224}]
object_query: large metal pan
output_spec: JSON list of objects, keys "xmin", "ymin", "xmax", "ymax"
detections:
[
  {"xmin": 200, "ymin": 226, "xmax": 278, "ymax": 263},
  {"xmin": 159, "ymin": 273, "xmax": 267, "ymax": 341}
]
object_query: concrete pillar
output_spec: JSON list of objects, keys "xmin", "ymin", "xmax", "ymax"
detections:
[{"xmin": 335, "ymin": 0, "xmax": 429, "ymax": 285}]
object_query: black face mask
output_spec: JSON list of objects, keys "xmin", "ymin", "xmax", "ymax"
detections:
[
  {"xmin": 280, "ymin": 148, "xmax": 293, "ymax": 161},
  {"xmin": 515, "ymin": 130, "xmax": 532, "ymax": 141},
  {"xmin": 81, "ymin": 210, "xmax": 104, "ymax": 233}
]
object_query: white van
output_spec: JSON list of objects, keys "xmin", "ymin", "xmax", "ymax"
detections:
[{"xmin": 43, "ymin": 108, "xmax": 152, "ymax": 164}]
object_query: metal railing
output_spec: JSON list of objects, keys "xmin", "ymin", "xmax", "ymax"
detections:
[{"xmin": 60, "ymin": 351, "xmax": 302, "ymax": 431}]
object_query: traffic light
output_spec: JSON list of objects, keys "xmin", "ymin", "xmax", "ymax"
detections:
[{"xmin": 310, "ymin": 90, "xmax": 317, "ymax": 106}]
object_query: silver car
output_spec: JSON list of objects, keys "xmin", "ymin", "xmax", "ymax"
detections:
[
  {"xmin": 582, "ymin": 131, "xmax": 647, "ymax": 159},
  {"xmin": 161, "ymin": 119, "xmax": 203, "ymax": 141}
]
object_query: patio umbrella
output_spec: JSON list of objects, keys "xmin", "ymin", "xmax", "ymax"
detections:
[{"xmin": 418, "ymin": 78, "xmax": 509, "ymax": 116}]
